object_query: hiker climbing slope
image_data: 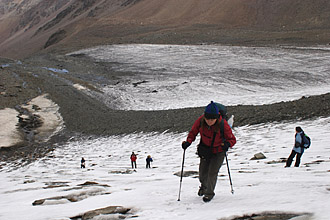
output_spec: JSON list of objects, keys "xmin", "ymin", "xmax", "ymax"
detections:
[
  {"xmin": 285, "ymin": 126, "xmax": 311, "ymax": 167},
  {"xmin": 182, "ymin": 101, "xmax": 236, "ymax": 202},
  {"xmin": 81, "ymin": 157, "xmax": 86, "ymax": 168},
  {"xmin": 146, "ymin": 155, "xmax": 153, "ymax": 168},
  {"xmin": 130, "ymin": 152, "xmax": 137, "ymax": 169}
]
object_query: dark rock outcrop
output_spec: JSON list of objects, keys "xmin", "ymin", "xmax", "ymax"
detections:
[{"xmin": 70, "ymin": 206, "xmax": 133, "ymax": 220}]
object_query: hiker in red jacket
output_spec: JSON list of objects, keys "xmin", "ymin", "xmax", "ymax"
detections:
[
  {"xmin": 130, "ymin": 152, "xmax": 137, "ymax": 169},
  {"xmin": 182, "ymin": 101, "xmax": 236, "ymax": 202}
]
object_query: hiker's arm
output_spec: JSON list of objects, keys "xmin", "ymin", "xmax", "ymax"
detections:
[
  {"xmin": 186, "ymin": 115, "xmax": 203, "ymax": 144},
  {"xmin": 295, "ymin": 134, "xmax": 302, "ymax": 147}
]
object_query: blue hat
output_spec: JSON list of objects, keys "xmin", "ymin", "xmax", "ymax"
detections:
[{"xmin": 204, "ymin": 101, "xmax": 219, "ymax": 119}]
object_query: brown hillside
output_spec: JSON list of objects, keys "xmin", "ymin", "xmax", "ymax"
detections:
[{"xmin": 1, "ymin": 0, "xmax": 330, "ymax": 59}]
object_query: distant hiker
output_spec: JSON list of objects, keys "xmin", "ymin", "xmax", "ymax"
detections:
[
  {"xmin": 285, "ymin": 126, "xmax": 310, "ymax": 167},
  {"xmin": 130, "ymin": 152, "xmax": 137, "ymax": 169},
  {"xmin": 181, "ymin": 101, "xmax": 236, "ymax": 202},
  {"xmin": 81, "ymin": 157, "xmax": 86, "ymax": 168},
  {"xmin": 146, "ymin": 155, "xmax": 153, "ymax": 168},
  {"xmin": 227, "ymin": 115, "xmax": 234, "ymax": 128}
]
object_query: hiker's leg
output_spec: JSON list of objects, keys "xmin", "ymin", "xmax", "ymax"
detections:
[
  {"xmin": 204, "ymin": 151, "xmax": 225, "ymax": 197},
  {"xmin": 295, "ymin": 152, "xmax": 302, "ymax": 167},
  {"xmin": 199, "ymin": 158, "xmax": 210, "ymax": 190},
  {"xmin": 286, "ymin": 150, "xmax": 296, "ymax": 167}
]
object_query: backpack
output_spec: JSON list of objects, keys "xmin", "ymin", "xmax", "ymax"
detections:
[
  {"xmin": 215, "ymin": 102, "xmax": 235, "ymax": 128},
  {"xmin": 214, "ymin": 102, "xmax": 228, "ymax": 121},
  {"xmin": 302, "ymin": 133, "xmax": 311, "ymax": 149}
]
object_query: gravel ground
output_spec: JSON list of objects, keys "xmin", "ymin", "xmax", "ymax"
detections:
[{"xmin": 1, "ymin": 53, "xmax": 330, "ymax": 163}]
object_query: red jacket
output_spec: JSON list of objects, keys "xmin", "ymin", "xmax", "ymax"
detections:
[
  {"xmin": 130, "ymin": 154, "xmax": 137, "ymax": 162},
  {"xmin": 186, "ymin": 115, "xmax": 236, "ymax": 153}
]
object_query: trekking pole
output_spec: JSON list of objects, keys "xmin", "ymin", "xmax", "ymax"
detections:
[
  {"xmin": 177, "ymin": 149, "xmax": 186, "ymax": 201},
  {"xmin": 225, "ymin": 152, "xmax": 234, "ymax": 194}
]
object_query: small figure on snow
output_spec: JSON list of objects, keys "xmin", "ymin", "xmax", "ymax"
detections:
[
  {"xmin": 146, "ymin": 155, "xmax": 153, "ymax": 168},
  {"xmin": 81, "ymin": 157, "xmax": 86, "ymax": 168},
  {"xmin": 130, "ymin": 152, "xmax": 137, "ymax": 169},
  {"xmin": 181, "ymin": 101, "xmax": 237, "ymax": 202},
  {"xmin": 285, "ymin": 126, "xmax": 310, "ymax": 167}
]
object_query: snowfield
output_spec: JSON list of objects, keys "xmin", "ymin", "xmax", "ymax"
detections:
[{"xmin": 0, "ymin": 117, "xmax": 329, "ymax": 219}]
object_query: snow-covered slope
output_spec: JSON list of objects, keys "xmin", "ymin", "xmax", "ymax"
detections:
[{"xmin": 0, "ymin": 117, "xmax": 329, "ymax": 219}]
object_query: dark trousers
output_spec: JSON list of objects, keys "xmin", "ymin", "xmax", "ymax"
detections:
[
  {"xmin": 131, "ymin": 161, "xmax": 137, "ymax": 169},
  {"xmin": 286, "ymin": 150, "xmax": 303, "ymax": 167},
  {"xmin": 199, "ymin": 151, "xmax": 225, "ymax": 197}
]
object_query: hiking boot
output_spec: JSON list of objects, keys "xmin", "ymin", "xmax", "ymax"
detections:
[
  {"xmin": 198, "ymin": 186, "xmax": 206, "ymax": 196},
  {"xmin": 202, "ymin": 195, "xmax": 214, "ymax": 202}
]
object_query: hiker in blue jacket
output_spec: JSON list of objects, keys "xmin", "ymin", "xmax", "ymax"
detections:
[
  {"xmin": 285, "ymin": 126, "xmax": 306, "ymax": 167},
  {"xmin": 146, "ymin": 155, "xmax": 153, "ymax": 168}
]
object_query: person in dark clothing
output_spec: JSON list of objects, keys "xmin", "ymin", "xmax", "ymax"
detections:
[
  {"xmin": 81, "ymin": 157, "xmax": 86, "ymax": 168},
  {"xmin": 130, "ymin": 152, "xmax": 137, "ymax": 169},
  {"xmin": 182, "ymin": 101, "xmax": 237, "ymax": 202},
  {"xmin": 146, "ymin": 155, "xmax": 153, "ymax": 168},
  {"xmin": 285, "ymin": 126, "xmax": 307, "ymax": 167}
]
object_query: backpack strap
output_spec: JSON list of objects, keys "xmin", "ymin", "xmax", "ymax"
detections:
[
  {"xmin": 210, "ymin": 130, "xmax": 217, "ymax": 148},
  {"xmin": 211, "ymin": 118, "xmax": 225, "ymax": 151},
  {"xmin": 219, "ymin": 118, "xmax": 225, "ymax": 142}
]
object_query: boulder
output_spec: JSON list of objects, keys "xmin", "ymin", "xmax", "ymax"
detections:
[
  {"xmin": 32, "ymin": 199, "xmax": 45, "ymax": 206},
  {"xmin": 250, "ymin": 152, "xmax": 266, "ymax": 160}
]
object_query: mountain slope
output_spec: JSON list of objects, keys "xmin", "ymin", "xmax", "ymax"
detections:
[
  {"xmin": 109, "ymin": 0, "xmax": 330, "ymax": 28},
  {"xmin": 0, "ymin": 0, "xmax": 330, "ymax": 59}
]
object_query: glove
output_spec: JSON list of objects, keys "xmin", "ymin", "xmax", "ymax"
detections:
[
  {"xmin": 182, "ymin": 141, "xmax": 191, "ymax": 150},
  {"xmin": 221, "ymin": 142, "xmax": 230, "ymax": 152}
]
